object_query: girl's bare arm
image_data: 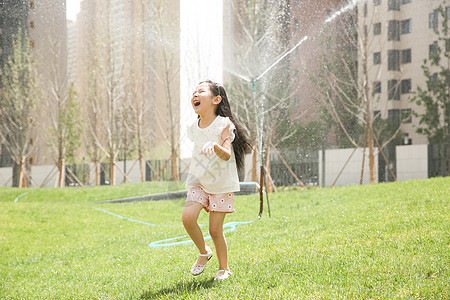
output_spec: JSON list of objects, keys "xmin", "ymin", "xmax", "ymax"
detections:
[{"xmin": 214, "ymin": 122, "xmax": 232, "ymax": 161}]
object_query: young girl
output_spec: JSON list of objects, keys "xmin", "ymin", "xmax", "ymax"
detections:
[{"xmin": 182, "ymin": 80, "xmax": 251, "ymax": 280}]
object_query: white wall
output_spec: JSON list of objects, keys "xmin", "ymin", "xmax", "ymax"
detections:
[
  {"xmin": 0, "ymin": 167, "xmax": 13, "ymax": 187},
  {"xmin": 30, "ymin": 165, "xmax": 58, "ymax": 187},
  {"xmin": 0, "ymin": 145, "xmax": 433, "ymax": 187},
  {"xmin": 319, "ymin": 145, "xmax": 430, "ymax": 186},
  {"xmin": 319, "ymin": 148, "xmax": 379, "ymax": 186},
  {"xmin": 396, "ymin": 144, "xmax": 428, "ymax": 181}
]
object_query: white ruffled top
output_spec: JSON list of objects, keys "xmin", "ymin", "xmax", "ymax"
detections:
[{"xmin": 185, "ymin": 115, "xmax": 240, "ymax": 194}]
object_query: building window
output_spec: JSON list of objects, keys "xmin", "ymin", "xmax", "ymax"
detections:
[
  {"xmin": 364, "ymin": 2, "xmax": 368, "ymax": 17},
  {"xmin": 29, "ymin": 20, "xmax": 35, "ymax": 29},
  {"xmin": 29, "ymin": 40, "xmax": 35, "ymax": 48},
  {"xmin": 374, "ymin": 52, "xmax": 381, "ymax": 64},
  {"xmin": 401, "ymin": 0, "xmax": 411, "ymax": 4},
  {"xmin": 388, "ymin": 20, "xmax": 400, "ymax": 41},
  {"xmin": 373, "ymin": 81, "xmax": 382, "ymax": 94},
  {"xmin": 429, "ymin": 73, "xmax": 438, "ymax": 94},
  {"xmin": 388, "ymin": 80, "xmax": 400, "ymax": 100},
  {"xmin": 446, "ymin": 39, "xmax": 450, "ymax": 53},
  {"xmin": 374, "ymin": 110, "xmax": 381, "ymax": 120},
  {"xmin": 388, "ymin": 0, "xmax": 400, "ymax": 11},
  {"xmin": 402, "ymin": 133, "xmax": 412, "ymax": 145},
  {"xmin": 401, "ymin": 19, "xmax": 411, "ymax": 34},
  {"xmin": 374, "ymin": 23, "xmax": 381, "ymax": 35},
  {"xmin": 445, "ymin": 70, "xmax": 450, "ymax": 87},
  {"xmin": 29, "ymin": 0, "xmax": 35, "ymax": 9},
  {"xmin": 294, "ymin": 19, "xmax": 299, "ymax": 31},
  {"xmin": 401, "ymin": 109, "xmax": 412, "ymax": 123},
  {"xmin": 374, "ymin": 0, "xmax": 381, "ymax": 5},
  {"xmin": 401, "ymin": 49, "xmax": 411, "ymax": 64},
  {"xmin": 429, "ymin": 11, "xmax": 438, "ymax": 31},
  {"xmin": 293, "ymin": 70, "xmax": 299, "ymax": 82},
  {"xmin": 401, "ymin": 79, "xmax": 411, "ymax": 94},
  {"xmin": 447, "ymin": 7, "xmax": 450, "ymax": 20},
  {"xmin": 429, "ymin": 41, "xmax": 438, "ymax": 58},
  {"xmin": 388, "ymin": 109, "xmax": 401, "ymax": 125},
  {"xmin": 388, "ymin": 50, "xmax": 400, "ymax": 71}
]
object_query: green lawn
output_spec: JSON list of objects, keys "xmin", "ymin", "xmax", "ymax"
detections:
[{"xmin": 1, "ymin": 178, "xmax": 449, "ymax": 299}]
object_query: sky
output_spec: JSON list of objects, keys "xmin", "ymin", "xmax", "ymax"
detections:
[
  {"xmin": 66, "ymin": 0, "xmax": 81, "ymax": 21},
  {"xmin": 65, "ymin": 0, "xmax": 223, "ymax": 158},
  {"xmin": 180, "ymin": 0, "xmax": 223, "ymax": 157}
]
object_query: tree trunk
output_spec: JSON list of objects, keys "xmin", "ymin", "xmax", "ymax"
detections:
[
  {"xmin": 171, "ymin": 147, "xmax": 179, "ymax": 181},
  {"xmin": 19, "ymin": 158, "xmax": 27, "ymax": 188},
  {"xmin": 367, "ymin": 111, "xmax": 375, "ymax": 183},
  {"xmin": 364, "ymin": 105, "xmax": 375, "ymax": 184},
  {"xmin": 265, "ymin": 143, "xmax": 272, "ymax": 193},
  {"xmin": 58, "ymin": 158, "xmax": 66, "ymax": 187},
  {"xmin": 362, "ymin": 26, "xmax": 375, "ymax": 184},
  {"xmin": 139, "ymin": 151, "xmax": 145, "ymax": 182},
  {"xmin": 95, "ymin": 160, "xmax": 100, "ymax": 186},
  {"xmin": 252, "ymin": 146, "xmax": 258, "ymax": 182},
  {"xmin": 110, "ymin": 155, "xmax": 115, "ymax": 185}
]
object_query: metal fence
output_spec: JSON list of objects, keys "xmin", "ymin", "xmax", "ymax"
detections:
[
  {"xmin": 269, "ymin": 151, "xmax": 319, "ymax": 186},
  {"xmin": 145, "ymin": 159, "xmax": 173, "ymax": 181},
  {"xmin": 428, "ymin": 144, "xmax": 449, "ymax": 177},
  {"xmin": 378, "ymin": 143, "xmax": 396, "ymax": 183},
  {"xmin": 64, "ymin": 159, "xmax": 174, "ymax": 186}
]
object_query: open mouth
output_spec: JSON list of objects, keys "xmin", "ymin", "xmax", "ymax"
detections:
[{"xmin": 193, "ymin": 100, "xmax": 200, "ymax": 107}]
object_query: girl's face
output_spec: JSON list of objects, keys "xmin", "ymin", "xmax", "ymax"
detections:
[{"xmin": 191, "ymin": 82, "xmax": 221, "ymax": 116}]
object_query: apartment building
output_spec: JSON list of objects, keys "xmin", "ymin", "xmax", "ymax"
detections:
[
  {"xmin": 29, "ymin": 0, "xmax": 67, "ymax": 165},
  {"xmin": 0, "ymin": 1, "xmax": 28, "ymax": 67},
  {"xmin": 67, "ymin": 20, "xmax": 77, "ymax": 84},
  {"xmin": 0, "ymin": 1, "xmax": 29, "ymax": 168},
  {"xmin": 359, "ymin": 0, "xmax": 449, "ymax": 145},
  {"xmin": 75, "ymin": 0, "xmax": 180, "ymax": 182},
  {"xmin": 288, "ymin": 0, "xmax": 347, "ymax": 124},
  {"xmin": 0, "ymin": 0, "xmax": 67, "ymax": 168}
]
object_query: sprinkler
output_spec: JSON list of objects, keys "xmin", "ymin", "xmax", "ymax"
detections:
[
  {"xmin": 250, "ymin": 75, "xmax": 270, "ymax": 218},
  {"xmin": 228, "ymin": 36, "xmax": 310, "ymax": 218},
  {"xmin": 226, "ymin": 0, "xmax": 362, "ymax": 217}
]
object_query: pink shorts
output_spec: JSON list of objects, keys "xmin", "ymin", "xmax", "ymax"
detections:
[{"xmin": 186, "ymin": 186, "xmax": 235, "ymax": 213}]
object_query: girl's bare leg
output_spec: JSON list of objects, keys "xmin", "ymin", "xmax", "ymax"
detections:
[
  {"xmin": 209, "ymin": 212, "xmax": 229, "ymax": 270},
  {"xmin": 182, "ymin": 202, "xmax": 210, "ymax": 265}
]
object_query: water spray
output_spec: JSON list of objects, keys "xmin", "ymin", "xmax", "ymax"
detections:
[
  {"xmin": 324, "ymin": 0, "xmax": 360, "ymax": 24},
  {"xmin": 227, "ymin": 0, "xmax": 360, "ymax": 217},
  {"xmin": 229, "ymin": 36, "xmax": 310, "ymax": 218},
  {"xmin": 251, "ymin": 75, "xmax": 270, "ymax": 218}
]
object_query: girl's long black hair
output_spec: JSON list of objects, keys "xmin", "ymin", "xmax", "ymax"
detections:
[{"xmin": 200, "ymin": 80, "xmax": 251, "ymax": 171}]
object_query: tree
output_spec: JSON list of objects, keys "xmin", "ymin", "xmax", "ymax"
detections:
[
  {"xmin": 82, "ymin": 34, "xmax": 104, "ymax": 186},
  {"xmin": 123, "ymin": 0, "xmax": 152, "ymax": 183},
  {"xmin": 411, "ymin": 5, "xmax": 450, "ymax": 175},
  {"xmin": 146, "ymin": 0, "xmax": 180, "ymax": 181},
  {"xmin": 46, "ymin": 39, "xmax": 82, "ymax": 187},
  {"xmin": 81, "ymin": 8, "xmax": 127, "ymax": 186},
  {"xmin": 224, "ymin": 0, "xmax": 294, "ymax": 185},
  {"xmin": 311, "ymin": 3, "xmax": 402, "ymax": 184},
  {"xmin": 101, "ymin": 46, "xmax": 125, "ymax": 186},
  {"xmin": 0, "ymin": 27, "xmax": 39, "ymax": 187}
]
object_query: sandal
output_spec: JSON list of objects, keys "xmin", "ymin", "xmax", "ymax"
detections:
[
  {"xmin": 190, "ymin": 247, "xmax": 213, "ymax": 276},
  {"xmin": 214, "ymin": 269, "xmax": 232, "ymax": 280}
]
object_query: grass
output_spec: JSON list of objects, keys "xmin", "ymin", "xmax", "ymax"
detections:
[{"xmin": 0, "ymin": 178, "xmax": 449, "ymax": 299}]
